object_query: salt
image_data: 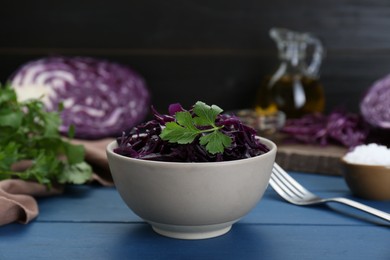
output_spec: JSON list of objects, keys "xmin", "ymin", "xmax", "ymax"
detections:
[{"xmin": 343, "ymin": 143, "xmax": 390, "ymax": 166}]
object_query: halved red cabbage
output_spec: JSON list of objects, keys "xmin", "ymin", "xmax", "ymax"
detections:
[
  {"xmin": 360, "ymin": 74, "xmax": 390, "ymax": 129},
  {"xmin": 114, "ymin": 103, "xmax": 270, "ymax": 162},
  {"xmin": 9, "ymin": 56, "xmax": 150, "ymax": 139}
]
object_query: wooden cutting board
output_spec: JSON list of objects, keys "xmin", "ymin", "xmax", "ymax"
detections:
[
  {"xmin": 234, "ymin": 110, "xmax": 349, "ymax": 176},
  {"xmin": 275, "ymin": 143, "xmax": 347, "ymax": 176}
]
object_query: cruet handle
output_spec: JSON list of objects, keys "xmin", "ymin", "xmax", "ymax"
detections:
[{"xmin": 305, "ymin": 36, "xmax": 324, "ymax": 77}]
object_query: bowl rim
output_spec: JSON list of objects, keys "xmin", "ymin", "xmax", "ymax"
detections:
[
  {"xmin": 106, "ymin": 136, "xmax": 277, "ymax": 166},
  {"xmin": 340, "ymin": 157, "xmax": 390, "ymax": 169}
]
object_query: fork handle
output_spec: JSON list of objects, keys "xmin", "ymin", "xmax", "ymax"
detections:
[{"xmin": 331, "ymin": 197, "xmax": 390, "ymax": 222}]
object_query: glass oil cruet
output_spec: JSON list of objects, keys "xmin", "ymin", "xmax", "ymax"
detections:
[{"xmin": 255, "ymin": 27, "xmax": 325, "ymax": 118}]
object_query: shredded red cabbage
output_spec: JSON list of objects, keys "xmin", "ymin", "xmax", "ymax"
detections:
[
  {"xmin": 114, "ymin": 103, "xmax": 270, "ymax": 162},
  {"xmin": 281, "ymin": 110, "xmax": 368, "ymax": 147},
  {"xmin": 10, "ymin": 56, "xmax": 150, "ymax": 139}
]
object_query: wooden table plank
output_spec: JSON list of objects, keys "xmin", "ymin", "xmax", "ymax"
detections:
[
  {"xmin": 0, "ymin": 173, "xmax": 389, "ymax": 260},
  {"xmin": 0, "ymin": 223, "xmax": 389, "ymax": 260},
  {"xmin": 35, "ymin": 173, "xmax": 390, "ymax": 225},
  {"xmin": 36, "ymin": 185, "xmax": 141, "ymax": 223}
]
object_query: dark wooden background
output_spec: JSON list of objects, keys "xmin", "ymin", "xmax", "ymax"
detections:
[{"xmin": 2, "ymin": 0, "xmax": 390, "ymax": 114}]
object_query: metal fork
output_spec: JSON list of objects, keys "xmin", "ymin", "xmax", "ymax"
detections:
[{"xmin": 269, "ymin": 163, "xmax": 390, "ymax": 222}]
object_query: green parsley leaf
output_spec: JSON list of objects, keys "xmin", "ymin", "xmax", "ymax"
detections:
[
  {"xmin": 0, "ymin": 85, "xmax": 17, "ymax": 105},
  {"xmin": 0, "ymin": 107, "xmax": 23, "ymax": 128},
  {"xmin": 199, "ymin": 131, "xmax": 232, "ymax": 155},
  {"xmin": 68, "ymin": 124, "xmax": 76, "ymax": 139},
  {"xmin": 160, "ymin": 120, "xmax": 199, "ymax": 144},
  {"xmin": 176, "ymin": 111, "xmax": 199, "ymax": 131},
  {"xmin": 63, "ymin": 143, "xmax": 86, "ymax": 165},
  {"xmin": 160, "ymin": 101, "xmax": 232, "ymax": 154},
  {"xmin": 0, "ymin": 142, "xmax": 19, "ymax": 172},
  {"xmin": 192, "ymin": 101, "xmax": 223, "ymax": 127},
  {"xmin": 58, "ymin": 162, "xmax": 93, "ymax": 185}
]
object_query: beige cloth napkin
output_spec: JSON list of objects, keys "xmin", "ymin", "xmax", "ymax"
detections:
[{"xmin": 0, "ymin": 138, "xmax": 115, "ymax": 226}]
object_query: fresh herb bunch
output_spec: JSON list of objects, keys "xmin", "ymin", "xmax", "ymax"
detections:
[{"xmin": 0, "ymin": 83, "xmax": 92, "ymax": 187}]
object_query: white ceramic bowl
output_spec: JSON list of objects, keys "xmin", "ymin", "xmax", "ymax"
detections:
[{"xmin": 106, "ymin": 137, "xmax": 277, "ymax": 239}]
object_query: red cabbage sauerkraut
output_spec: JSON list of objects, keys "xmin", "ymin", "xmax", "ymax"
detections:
[{"xmin": 114, "ymin": 103, "xmax": 269, "ymax": 162}]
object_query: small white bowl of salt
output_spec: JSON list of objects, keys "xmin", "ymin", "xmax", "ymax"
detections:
[{"xmin": 341, "ymin": 143, "xmax": 390, "ymax": 200}]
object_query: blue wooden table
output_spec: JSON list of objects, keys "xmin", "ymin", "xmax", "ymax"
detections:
[{"xmin": 0, "ymin": 172, "xmax": 389, "ymax": 260}]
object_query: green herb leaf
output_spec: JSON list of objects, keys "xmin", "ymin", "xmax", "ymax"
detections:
[
  {"xmin": 0, "ymin": 85, "xmax": 17, "ymax": 105},
  {"xmin": 160, "ymin": 120, "xmax": 199, "ymax": 144},
  {"xmin": 0, "ymin": 142, "xmax": 20, "ymax": 172},
  {"xmin": 199, "ymin": 131, "xmax": 233, "ymax": 155},
  {"xmin": 0, "ymin": 109, "xmax": 23, "ymax": 128},
  {"xmin": 63, "ymin": 143, "xmax": 86, "ymax": 165},
  {"xmin": 68, "ymin": 124, "xmax": 76, "ymax": 139},
  {"xmin": 58, "ymin": 162, "xmax": 92, "ymax": 184},
  {"xmin": 160, "ymin": 101, "xmax": 232, "ymax": 154},
  {"xmin": 175, "ymin": 111, "xmax": 199, "ymax": 131},
  {"xmin": 192, "ymin": 101, "xmax": 223, "ymax": 127}
]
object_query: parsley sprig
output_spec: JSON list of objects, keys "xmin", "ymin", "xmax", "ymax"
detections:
[
  {"xmin": 0, "ymin": 83, "xmax": 92, "ymax": 187},
  {"xmin": 160, "ymin": 101, "xmax": 232, "ymax": 154}
]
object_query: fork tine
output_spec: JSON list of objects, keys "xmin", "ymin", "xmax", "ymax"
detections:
[
  {"xmin": 270, "ymin": 174, "xmax": 300, "ymax": 205},
  {"xmin": 270, "ymin": 170, "xmax": 295, "ymax": 197},
  {"xmin": 271, "ymin": 164, "xmax": 390, "ymax": 222},
  {"xmin": 271, "ymin": 167, "xmax": 305, "ymax": 200},
  {"xmin": 271, "ymin": 169, "xmax": 296, "ymax": 195},
  {"xmin": 269, "ymin": 170, "xmax": 299, "ymax": 203},
  {"xmin": 273, "ymin": 163, "xmax": 311, "ymax": 196}
]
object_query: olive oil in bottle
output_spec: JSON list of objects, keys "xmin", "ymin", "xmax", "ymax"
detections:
[
  {"xmin": 255, "ymin": 75, "xmax": 325, "ymax": 118},
  {"xmin": 255, "ymin": 28, "xmax": 325, "ymax": 118}
]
